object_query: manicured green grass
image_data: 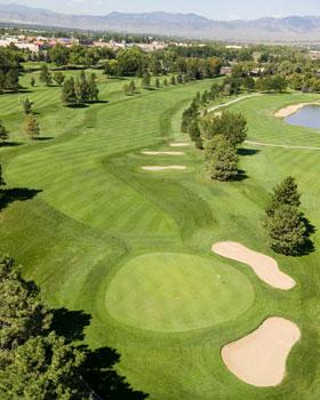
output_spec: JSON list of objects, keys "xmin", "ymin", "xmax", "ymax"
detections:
[
  {"xmin": 1, "ymin": 72, "xmax": 320, "ymax": 400},
  {"xmin": 105, "ymin": 252, "xmax": 255, "ymax": 332}
]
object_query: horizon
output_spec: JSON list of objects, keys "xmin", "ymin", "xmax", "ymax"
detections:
[{"xmin": 1, "ymin": 0, "xmax": 320, "ymax": 21}]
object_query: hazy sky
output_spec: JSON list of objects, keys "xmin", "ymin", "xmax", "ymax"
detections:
[{"xmin": 3, "ymin": 0, "xmax": 320, "ymax": 19}]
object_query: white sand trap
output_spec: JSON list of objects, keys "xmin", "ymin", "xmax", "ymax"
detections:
[
  {"xmin": 142, "ymin": 165, "xmax": 187, "ymax": 171},
  {"xmin": 212, "ymin": 242, "xmax": 295, "ymax": 290},
  {"xmin": 222, "ymin": 317, "xmax": 301, "ymax": 387},
  {"xmin": 170, "ymin": 143, "xmax": 191, "ymax": 147},
  {"xmin": 141, "ymin": 151, "xmax": 184, "ymax": 156},
  {"xmin": 275, "ymin": 102, "xmax": 320, "ymax": 118}
]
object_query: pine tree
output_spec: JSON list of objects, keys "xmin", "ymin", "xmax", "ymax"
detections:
[
  {"xmin": 30, "ymin": 76, "xmax": 35, "ymax": 87},
  {"xmin": 53, "ymin": 71, "xmax": 65, "ymax": 86},
  {"xmin": 129, "ymin": 80, "xmax": 136, "ymax": 95},
  {"xmin": 266, "ymin": 176, "xmax": 301, "ymax": 217},
  {"xmin": 141, "ymin": 72, "xmax": 151, "ymax": 88},
  {"xmin": 22, "ymin": 97, "xmax": 33, "ymax": 115},
  {"xmin": 0, "ymin": 256, "xmax": 51, "ymax": 352},
  {"xmin": 163, "ymin": 78, "xmax": 168, "ymax": 86},
  {"xmin": 62, "ymin": 77, "xmax": 77, "ymax": 106},
  {"xmin": 171, "ymin": 75, "xmax": 176, "ymax": 85},
  {"xmin": 24, "ymin": 115, "xmax": 40, "ymax": 140},
  {"xmin": 266, "ymin": 205, "xmax": 307, "ymax": 256},
  {"xmin": 188, "ymin": 119, "xmax": 203, "ymax": 149},
  {"xmin": 0, "ymin": 120, "xmax": 9, "ymax": 143},
  {"xmin": 206, "ymin": 135, "xmax": 239, "ymax": 181},
  {"xmin": 39, "ymin": 64, "xmax": 52, "ymax": 86},
  {"xmin": 155, "ymin": 78, "xmax": 160, "ymax": 88},
  {"xmin": 88, "ymin": 73, "xmax": 99, "ymax": 102}
]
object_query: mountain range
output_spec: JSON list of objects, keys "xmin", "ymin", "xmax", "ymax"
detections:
[{"xmin": 1, "ymin": 3, "xmax": 320, "ymax": 42}]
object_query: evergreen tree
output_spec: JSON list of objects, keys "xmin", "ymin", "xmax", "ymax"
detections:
[
  {"xmin": 53, "ymin": 71, "xmax": 65, "ymax": 86},
  {"xmin": 62, "ymin": 77, "xmax": 77, "ymax": 106},
  {"xmin": 266, "ymin": 176, "xmax": 301, "ymax": 217},
  {"xmin": 155, "ymin": 78, "xmax": 160, "ymax": 88},
  {"xmin": 0, "ymin": 120, "xmax": 9, "ymax": 143},
  {"xmin": 171, "ymin": 75, "xmax": 176, "ymax": 85},
  {"xmin": 39, "ymin": 64, "xmax": 52, "ymax": 86},
  {"xmin": 123, "ymin": 83, "xmax": 130, "ymax": 96},
  {"xmin": 177, "ymin": 74, "xmax": 183, "ymax": 84},
  {"xmin": 188, "ymin": 119, "xmax": 203, "ymax": 149},
  {"xmin": 22, "ymin": 97, "xmax": 33, "ymax": 115},
  {"xmin": 128, "ymin": 80, "xmax": 136, "ymax": 95},
  {"xmin": 5, "ymin": 69, "xmax": 19, "ymax": 92},
  {"xmin": 0, "ymin": 163, "xmax": 5, "ymax": 187},
  {"xmin": 24, "ymin": 115, "xmax": 40, "ymax": 140},
  {"xmin": 163, "ymin": 78, "xmax": 168, "ymax": 86},
  {"xmin": 88, "ymin": 73, "xmax": 99, "ymax": 102},
  {"xmin": 141, "ymin": 72, "xmax": 151, "ymax": 88},
  {"xmin": 30, "ymin": 76, "xmax": 35, "ymax": 87},
  {"xmin": 266, "ymin": 205, "xmax": 307, "ymax": 256},
  {"xmin": 0, "ymin": 256, "xmax": 51, "ymax": 352},
  {"xmin": 206, "ymin": 135, "xmax": 239, "ymax": 181},
  {"xmin": 0, "ymin": 333, "xmax": 89, "ymax": 400}
]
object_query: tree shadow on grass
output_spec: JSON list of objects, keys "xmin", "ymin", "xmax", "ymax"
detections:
[
  {"xmin": 238, "ymin": 148, "xmax": 260, "ymax": 157},
  {"xmin": 51, "ymin": 307, "xmax": 149, "ymax": 400},
  {"xmin": 35, "ymin": 137, "xmax": 54, "ymax": 141},
  {"xmin": 232, "ymin": 169, "xmax": 248, "ymax": 182},
  {"xmin": 0, "ymin": 141, "xmax": 23, "ymax": 148},
  {"xmin": 0, "ymin": 188, "xmax": 42, "ymax": 211}
]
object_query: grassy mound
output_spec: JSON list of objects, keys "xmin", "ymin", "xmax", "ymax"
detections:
[{"xmin": 105, "ymin": 253, "xmax": 254, "ymax": 332}]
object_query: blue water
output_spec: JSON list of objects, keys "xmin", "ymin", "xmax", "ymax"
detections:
[{"xmin": 286, "ymin": 105, "xmax": 320, "ymax": 130}]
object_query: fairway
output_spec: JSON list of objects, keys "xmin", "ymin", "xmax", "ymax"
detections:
[
  {"xmin": 1, "ymin": 67, "xmax": 320, "ymax": 400},
  {"xmin": 105, "ymin": 253, "xmax": 255, "ymax": 332}
]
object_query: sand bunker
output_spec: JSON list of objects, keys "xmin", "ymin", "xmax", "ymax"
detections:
[
  {"xmin": 275, "ymin": 102, "xmax": 320, "ymax": 118},
  {"xmin": 170, "ymin": 143, "xmax": 191, "ymax": 147},
  {"xmin": 141, "ymin": 151, "xmax": 184, "ymax": 156},
  {"xmin": 222, "ymin": 317, "xmax": 301, "ymax": 387},
  {"xmin": 142, "ymin": 165, "xmax": 187, "ymax": 171},
  {"xmin": 212, "ymin": 242, "xmax": 295, "ymax": 290}
]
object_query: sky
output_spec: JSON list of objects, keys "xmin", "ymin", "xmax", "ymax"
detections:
[{"xmin": 2, "ymin": 0, "xmax": 320, "ymax": 20}]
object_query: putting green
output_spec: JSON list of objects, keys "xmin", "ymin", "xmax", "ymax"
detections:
[{"xmin": 105, "ymin": 253, "xmax": 255, "ymax": 332}]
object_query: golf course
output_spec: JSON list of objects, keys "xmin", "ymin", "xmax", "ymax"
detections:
[{"xmin": 1, "ymin": 68, "xmax": 320, "ymax": 399}]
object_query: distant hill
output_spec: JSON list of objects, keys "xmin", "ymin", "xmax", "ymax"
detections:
[{"xmin": 1, "ymin": 3, "xmax": 320, "ymax": 42}]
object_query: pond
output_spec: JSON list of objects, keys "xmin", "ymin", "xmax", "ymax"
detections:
[{"xmin": 286, "ymin": 105, "xmax": 320, "ymax": 129}]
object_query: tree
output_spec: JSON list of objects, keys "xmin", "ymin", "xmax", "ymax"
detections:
[
  {"xmin": 205, "ymin": 135, "xmax": 239, "ymax": 181},
  {"xmin": 0, "ymin": 120, "xmax": 9, "ymax": 143},
  {"xmin": 188, "ymin": 119, "xmax": 202, "ymax": 149},
  {"xmin": 265, "ymin": 205, "xmax": 307, "ymax": 255},
  {"xmin": 128, "ymin": 80, "xmax": 136, "ymax": 95},
  {"xmin": 62, "ymin": 77, "xmax": 77, "ymax": 106},
  {"xmin": 155, "ymin": 78, "xmax": 160, "ymax": 88},
  {"xmin": 0, "ymin": 256, "xmax": 51, "ymax": 352},
  {"xmin": 39, "ymin": 64, "xmax": 52, "ymax": 86},
  {"xmin": 266, "ymin": 176, "xmax": 301, "ymax": 217},
  {"xmin": 141, "ymin": 72, "xmax": 151, "ymax": 88},
  {"xmin": 53, "ymin": 71, "xmax": 65, "ymax": 86},
  {"xmin": 201, "ymin": 111, "xmax": 247, "ymax": 147},
  {"xmin": 24, "ymin": 115, "xmax": 40, "ymax": 140},
  {"xmin": 75, "ymin": 71, "xmax": 90, "ymax": 103},
  {"xmin": 30, "ymin": 76, "xmax": 35, "ymax": 87},
  {"xmin": 170, "ymin": 75, "xmax": 176, "ymax": 85},
  {"xmin": 22, "ymin": 97, "xmax": 33, "ymax": 115},
  {"xmin": 163, "ymin": 78, "xmax": 168, "ymax": 86},
  {"xmin": 0, "ymin": 332, "xmax": 90, "ymax": 400},
  {"xmin": 0, "ymin": 163, "xmax": 5, "ymax": 187},
  {"xmin": 243, "ymin": 76, "xmax": 255, "ymax": 92},
  {"xmin": 88, "ymin": 73, "xmax": 99, "ymax": 102}
]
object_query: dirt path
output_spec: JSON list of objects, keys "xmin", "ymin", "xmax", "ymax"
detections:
[
  {"xmin": 207, "ymin": 94, "xmax": 262, "ymax": 114},
  {"xmin": 212, "ymin": 242, "xmax": 295, "ymax": 290},
  {"xmin": 170, "ymin": 143, "xmax": 191, "ymax": 147},
  {"xmin": 222, "ymin": 317, "xmax": 301, "ymax": 387}
]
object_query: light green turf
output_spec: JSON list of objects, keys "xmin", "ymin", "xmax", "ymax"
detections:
[
  {"xmin": 105, "ymin": 252, "xmax": 255, "ymax": 332},
  {"xmin": 1, "ymin": 73, "xmax": 320, "ymax": 400}
]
